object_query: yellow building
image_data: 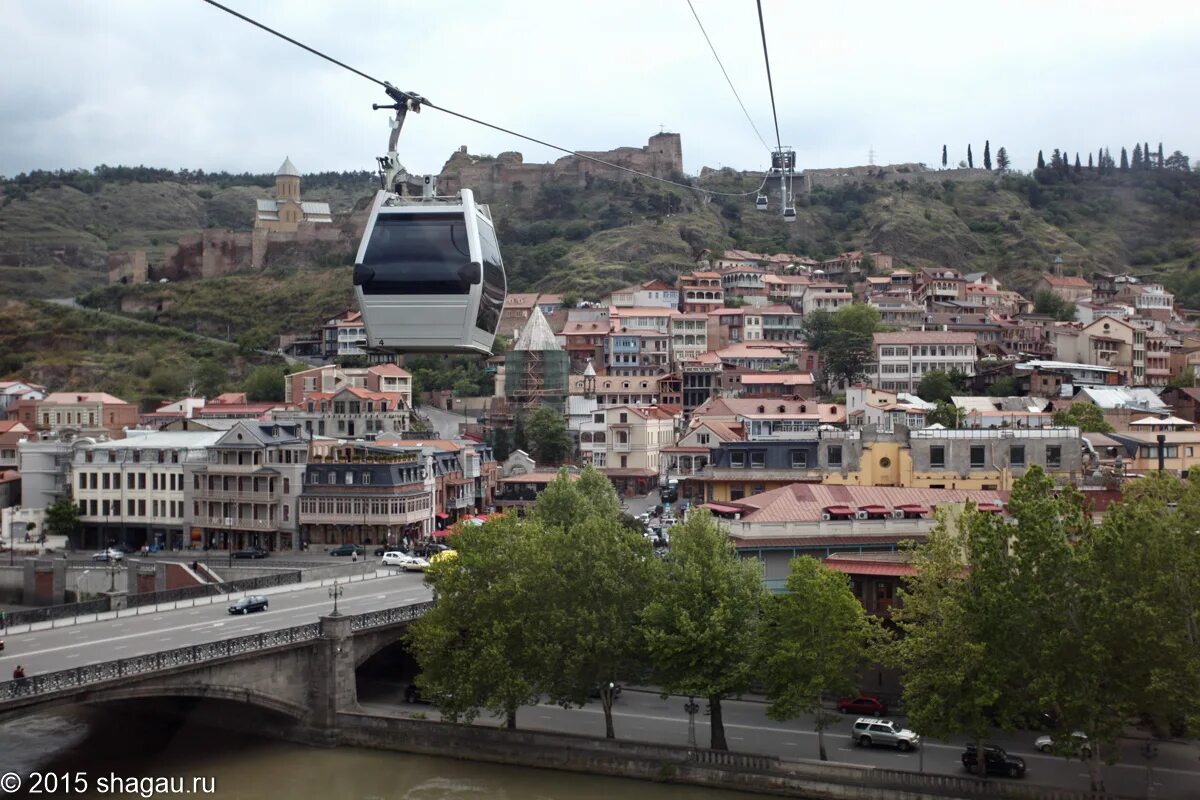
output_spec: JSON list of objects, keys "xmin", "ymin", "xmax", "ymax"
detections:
[{"xmin": 255, "ymin": 157, "xmax": 333, "ymax": 233}]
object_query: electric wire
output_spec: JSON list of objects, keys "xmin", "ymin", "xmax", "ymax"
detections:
[
  {"xmin": 200, "ymin": 0, "xmax": 768, "ymax": 198},
  {"xmin": 686, "ymin": 0, "xmax": 772, "ymax": 155},
  {"xmin": 755, "ymin": 0, "xmax": 784, "ymax": 154}
]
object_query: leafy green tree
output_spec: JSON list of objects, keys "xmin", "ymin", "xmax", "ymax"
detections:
[
  {"xmin": 490, "ymin": 427, "xmax": 511, "ymax": 461},
  {"xmin": 985, "ymin": 376, "xmax": 1019, "ymax": 397},
  {"xmin": 996, "ymin": 146, "xmax": 1010, "ymax": 172},
  {"xmin": 525, "ymin": 406, "xmax": 573, "ymax": 465},
  {"xmin": 1052, "ymin": 402, "xmax": 1113, "ymax": 433},
  {"xmin": 1033, "ymin": 290, "xmax": 1077, "ymax": 321},
  {"xmin": 641, "ymin": 511, "xmax": 765, "ymax": 750},
  {"xmin": 539, "ymin": 512, "xmax": 653, "ymax": 738},
  {"xmin": 799, "ymin": 310, "xmax": 836, "ymax": 352},
  {"xmin": 452, "ymin": 377, "xmax": 477, "ymax": 398},
  {"xmin": 513, "ymin": 413, "xmax": 528, "ymax": 454},
  {"xmin": 925, "ymin": 401, "xmax": 963, "ymax": 429},
  {"xmin": 917, "ymin": 370, "xmax": 957, "ymax": 403},
  {"xmin": 408, "ymin": 514, "xmax": 553, "ymax": 729},
  {"xmin": 43, "ymin": 496, "xmax": 81, "ymax": 544},
  {"xmin": 892, "ymin": 501, "xmax": 1028, "ymax": 777},
  {"xmin": 759, "ymin": 556, "xmax": 884, "ymax": 761},
  {"xmin": 1168, "ymin": 367, "xmax": 1196, "ymax": 389},
  {"xmin": 241, "ymin": 365, "xmax": 285, "ymax": 402},
  {"xmin": 560, "ymin": 291, "xmax": 581, "ymax": 309},
  {"xmin": 982, "ymin": 140, "xmax": 991, "ymax": 171},
  {"xmin": 532, "ymin": 467, "xmax": 620, "ymax": 532},
  {"xmin": 148, "ymin": 365, "xmax": 187, "ymax": 398},
  {"xmin": 1165, "ymin": 150, "xmax": 1192, "ymax": 171}
]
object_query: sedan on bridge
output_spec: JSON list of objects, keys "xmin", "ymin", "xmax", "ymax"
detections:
[
  {"xmin": 228, "ymin": 595, "xmax": 269, "ymax": 615},
  {"xmin": 91, "ymin": 548, "xmax": 123, "ymax": 562}
]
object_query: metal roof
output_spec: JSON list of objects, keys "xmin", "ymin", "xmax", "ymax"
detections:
[
  {"xmin": 513, "ymin": 307, "xmax": 561, "ymax": 352},
  {"xmin": 276, "ymin": 156, "xmax": 300, "ymax": 177}
]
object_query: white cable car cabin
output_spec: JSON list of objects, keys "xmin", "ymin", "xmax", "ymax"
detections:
[
  {"xmin": 783, "ymin": 205, "xmax": 797, "ymax": 222},
  {"xmin": 353, "ymin": 187, "xmax": 506, "ymax": 356},
  {"xmin": 755, "ymin": 193, "xmax": 768, "ymax": 210}
]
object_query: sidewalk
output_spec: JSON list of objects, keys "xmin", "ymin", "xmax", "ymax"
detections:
[{"xmin": 1, "ymin": 563, "xmax": 398, "ymax": 636}]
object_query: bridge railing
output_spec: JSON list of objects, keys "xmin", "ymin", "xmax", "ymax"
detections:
[
  {"xmin": 125, "ymin": 571, "xmax": 304, "ymax": 609},
  {"xmin": 0, "ymin": 602, "xmax": 431, "ymax": 703}
]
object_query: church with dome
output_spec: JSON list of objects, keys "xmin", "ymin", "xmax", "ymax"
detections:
[{"xmin": 254, "ymin": 157, "xmax": 333, "ymax": 233}]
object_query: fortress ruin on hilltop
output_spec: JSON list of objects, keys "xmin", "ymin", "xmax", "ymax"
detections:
[{"xmin": 437, "ymin": 133, "xmax": 683, "ymax": 197}]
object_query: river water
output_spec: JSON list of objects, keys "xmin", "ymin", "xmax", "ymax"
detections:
[{"xmin": 0, "ymin": 711, "xmax": 756, "ymax": 800}]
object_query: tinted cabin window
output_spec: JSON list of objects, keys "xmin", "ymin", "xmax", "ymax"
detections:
[
  {"xmin": 360, "ymin": 213, "xmax": 474, "ymax": 295},
  {"xmin": 475, "ymin": 220, "xmax": 506, "ymax": 334}
]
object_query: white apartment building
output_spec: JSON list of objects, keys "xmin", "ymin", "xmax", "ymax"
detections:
[
  {"xmin": 801, "ymin": 283, "xmax": 852, "ymax": 316},
  {"xmin": 72, "ymin": 430, "xmax": 223, "ymax": 551},
  {"xmin": 871, "ymin": 331, "xmax": 978, "ymax": 393},
  {"xmin": 670, "ymin": 313, "xmax": 709, "ymax": 363}
]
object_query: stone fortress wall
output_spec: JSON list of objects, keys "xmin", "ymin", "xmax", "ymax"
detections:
[{"xmin": 437, "ymin": 133, "xmax": 684, "ymax": 198}]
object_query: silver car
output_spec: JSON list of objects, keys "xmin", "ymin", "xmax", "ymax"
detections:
[
  {"xmin": 852, "ymin": 718, "xmax": 921, "ymax": 751},
  {"xmin": 1035, "ymin": 731, "xmax": 1090, "ymax": 757}
]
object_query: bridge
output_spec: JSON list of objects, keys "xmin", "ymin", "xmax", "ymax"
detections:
[{"xmin": 0, "ymin": 574, "xmax": 433, "ymax": 740}]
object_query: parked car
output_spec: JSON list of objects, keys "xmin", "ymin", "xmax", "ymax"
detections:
[
  {"xmin": 851, "ymin": 718, "xmax": 921, "ymax": 751},
  {"xmin": 587, "ymin": 682, "xmax": 623, "ymax": 701},
  {"xmin": 228, "ymin": 595, "xmax": 269, "ymax": 615},
  {"xmin": 382, "ymin": 551, "xmax": 429, "ymax": 571},
  {"xmin": 91, "ymin": 548, "xmax": 123, "ymax": 562},
  {"xmin": 660, "ymin": 516, "xmax": 678, "ymax": 529},
  {"xmin": 837, "ymin": 693, "xmax": 887, "ymax": 716},
  {"xmin": 329, "ymin": 544, "xmax": 366, "ymax": 557},
  {"xmin": 231, "ymin": 546, "xmax": 268, "ymax": 559},
  {"xmin": 961, "ymin": 744, "xmax": 1027, "ymax": 778},
  {"xmin": 1035, "ymin": 731, "xmax": 1090, "ymax": 757}
]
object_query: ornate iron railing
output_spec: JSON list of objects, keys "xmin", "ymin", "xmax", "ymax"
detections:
[
  {"xmin": 125, "ymin": 571, "xmax": 303, "ymax": 608},
  {"xmin": 3, "ymin": 597, "xmax": 111, "ymax": 627},
  {"xmin": 349, "ymin": 601, "xmax": 435, "ymax": 632},
  {"xmin": 0, "ymin": 602, "xmax": 433, "ymax": 703},
  {"xmin": 1, "ymin": 622, "xmax": 320, "ymax": 701}
]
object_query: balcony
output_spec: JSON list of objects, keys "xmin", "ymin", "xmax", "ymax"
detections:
[
  {"xmin": 195, "ymin": 515, "xmax": 276, "ymax": 531},
  {"xmin": 612, "ymin": 440, "xmax": 632, "ymax": 452},
  {"xmin": 193, "ymin": 488, "xmax": 277, "ymax": 502},
  {"xmin": 299, "ymin": 509, "xmax": 429, "ymax": 526}
]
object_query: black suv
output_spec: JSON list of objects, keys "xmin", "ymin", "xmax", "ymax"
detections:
[{"xmin": 961, "ymin": 744, "xmax": 1027, "ymax": 778}]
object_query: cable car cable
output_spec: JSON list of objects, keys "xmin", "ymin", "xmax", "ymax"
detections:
[
  {"xmin": 686, "ymin": 0, "xmax": 772, "ymax": 155},
  {"xmin": 199, "ymin": 0, "xmax": 767, "ymax": 199},
  {"xmin": 754, "ymin": 0, "xmax": 784, "ymax": 154}
]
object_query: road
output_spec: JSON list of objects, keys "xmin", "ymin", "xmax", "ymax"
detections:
[
  {"xmin": 361, "ymin": 689, "xmax": 1200, "ymax": 799},
  {"xmin": 0, "ymin": 572, "xmax": 432, "ymax": 677},
  {"xmin": 416, "ymin": 404, "xmax": 474, "ymax": 440}
]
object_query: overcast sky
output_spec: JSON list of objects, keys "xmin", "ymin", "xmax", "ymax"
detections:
[{"xmin": 3, "ymin": 0, "xmax": 1199, "ymax": 179}]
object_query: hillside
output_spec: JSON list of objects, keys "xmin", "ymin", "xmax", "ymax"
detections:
[
  {"xmin": 0, "ymin": 299, "xmax": 274, "ymax": 406},
  {"xmin": 1, "ymin": 160, "xmax": 1199, "ymax": 394}
]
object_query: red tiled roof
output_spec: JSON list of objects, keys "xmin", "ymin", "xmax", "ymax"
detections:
[
  {"xmin": 873, "ymin": 331, "xmax": 977, "ymax": 345},
  {"xmin": 1041, "ymin": 273, "xmax": 1092, "ymax": 288},
  {"xmin": 368, "ymin": 363, "xmax": 411, "ymax": 377},
  {"xmin": 731, "ymin": 484, "xmax": 1009, "ymax": 524},
  {"xmin": 822, "ymin": 559, "xmax": 917, "ymax": 577},
  {"xmin": 732, "ymin": 534, "xmax": 926, "ymax": 549}
]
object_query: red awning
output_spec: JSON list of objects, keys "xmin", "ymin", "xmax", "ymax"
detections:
[
  {"xmin": 431, "ymin": 529, "xmax": 451, "ymax": 537},
  {"xmin": 858, "ymin": 505, "xmax": 889, "ymax": 513},
  {"xmin": 435, "ymin": 512, "xmax": 450, "ymax": 520},
  {"xmin": 823, "ymin": 505, "xmax": 854, "ymax": 515},
  {"xmin": 704, "ymin": 503, "xmax": 743, "ymax": 514},
  {"xmin": 976, "ymin": 503, "xmax": 1004, "ymax": 513},
  {"xmin": 897, "ymin": 504, "xmax": 928, "ymax": 514}
]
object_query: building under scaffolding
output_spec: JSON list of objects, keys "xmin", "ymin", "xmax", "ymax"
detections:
[{"xmin": 503, "ymin": 307, "xmax": 569, "ymax": 415}]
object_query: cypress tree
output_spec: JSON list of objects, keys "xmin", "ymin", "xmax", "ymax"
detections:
[
  {"xmin": 1145, "ymin": 142, "xmax": 1151, "ymax": 168},
  {"xmin": 1097, "ymin": 148, "xmax": 1104, "ymax": 174},
  {"xmin": 1074, "ymin": 153, "xmax": 1081, "ymax": 173},
  {"xmin": 983, "ymin": 140, "xmax": 992, "ymax": 171},
  {"xmin": 1157, "ymin": 142, "xmax": 1164, "ymax": 168},
  {"xmin": 1120, "ymin": 147, "xmax": 1129, "ymax": 171},
  {"xmin": 1088, "ymin": 152, "xmax": 1094, "ymax": 170},
  {"xmin": 967, "ymin": 144, "xmax": 974, "ymax": 169},
  {"xmin": 1133, "ymin": 143, "xmax": 1143, "ymax": 169},
  {"xmin": 1037, "ymin": 150, "xmax": 1046, "ymax": 170},
  {"xmin": 942, "ymin": 144, "xmax": 947, "ymax": 168}
]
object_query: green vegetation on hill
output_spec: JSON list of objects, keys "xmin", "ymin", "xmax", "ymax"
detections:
[
  {"xmin": 0, "ymin": 299, "xmax": 274, "ymax": 407},
  {"xmin": 2, "ymin": 156, "xmax": 1199, "ymax": 389}
]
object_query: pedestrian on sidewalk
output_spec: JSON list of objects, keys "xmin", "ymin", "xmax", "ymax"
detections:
[{"xmin": 12, "ymin": 664, "xmax": 26, "ymax": 680}]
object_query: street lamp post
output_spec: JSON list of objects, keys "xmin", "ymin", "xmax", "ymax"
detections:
[
  {"xmin": 684, "ymin": 697, "xmax": 700, "ymax": 748},
  {"xmin": 1142, "ymin": 742, "xmax": 1159, "ymax": 798},
  {"xmin": 328, "ymin": 579, "xmax": 343, "ymax": 616}
]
